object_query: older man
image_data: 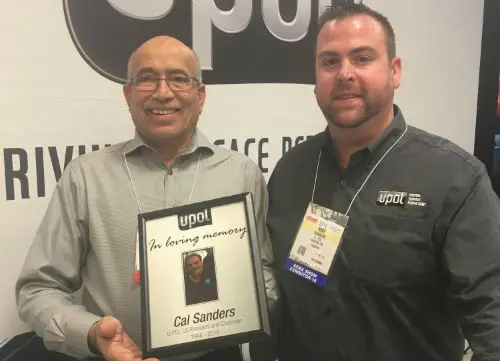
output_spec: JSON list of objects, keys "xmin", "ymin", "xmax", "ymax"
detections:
[{"xmin": 16, "ymin": 36, "xmax": 276, "ymax": 361}]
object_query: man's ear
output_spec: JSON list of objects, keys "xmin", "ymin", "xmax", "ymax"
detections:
[
  {"xmin": 391, "ymin": 56, "xmax": 402, "ymax": 89},
  {"xmin": 197, "ymin": 84, "xmax": 207, "ymax": 113},
  {"xmin": 123, "ymin": 83, "xmax": 132, "ymax": 108}
]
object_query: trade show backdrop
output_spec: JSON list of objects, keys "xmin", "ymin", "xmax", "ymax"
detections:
[{"xmin": 0, "ymin": 0, "xmax": 485, "ymax": 339}]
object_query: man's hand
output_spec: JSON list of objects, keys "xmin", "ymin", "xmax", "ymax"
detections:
[{"xmin": 88, "ymin": 316, "xmax": 159, "ymax": 361}]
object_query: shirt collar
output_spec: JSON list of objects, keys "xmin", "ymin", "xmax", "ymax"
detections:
[
  {"xmin": 124, "ymin": 127, "xmax": 215, "ymax": 157},
  {"xmin": 365, "ymin": 104, "xmax": 406, "ymax": 154}
]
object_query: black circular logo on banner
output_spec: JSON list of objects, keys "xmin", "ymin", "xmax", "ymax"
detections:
[{"xmin": 63, "ymin": 0, "xmax": 333, "ymax": 84}]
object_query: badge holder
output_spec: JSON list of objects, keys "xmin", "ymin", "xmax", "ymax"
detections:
[{"xmin": 285, "ymin": 203, "xmax": 348, "ymax": 287}]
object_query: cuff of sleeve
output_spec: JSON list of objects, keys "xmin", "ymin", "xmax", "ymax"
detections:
[
  {"xmin": 64, "ymin": 311, "xmax": 101, "ymax": 358},
  {"xmin": 263, "ymin": 266, "xmax": 278, "ymax": 311}
]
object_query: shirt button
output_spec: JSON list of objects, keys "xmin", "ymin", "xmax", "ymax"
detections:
[
  {"xmin": 168, "ymin": 169, "xmax": 173, "ymax": 175},
  {"xmin": 340, "ymin": 180, "xmax": 347, "ymax": 187}
]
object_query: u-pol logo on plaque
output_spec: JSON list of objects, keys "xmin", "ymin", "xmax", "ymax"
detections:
[{"xmin": 178, "ymin": 208, "xmax": 213, "ymax": 230}]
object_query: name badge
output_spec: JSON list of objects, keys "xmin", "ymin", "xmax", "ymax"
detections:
[{"xmin": 285, "ymin": 203, "xmax": 348, "ymax": 287}]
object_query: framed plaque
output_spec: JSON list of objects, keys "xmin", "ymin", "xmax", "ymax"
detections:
[{"xmin": 138, "ymin": 193, "xmax": 271, "ymax": 358}]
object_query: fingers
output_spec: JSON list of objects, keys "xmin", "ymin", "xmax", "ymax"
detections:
[
  {"xmin": 94, "ymin": 316, "xmax": 155, "ymax": 361},
  {"xmin": 122, "ymin": 332, "xmax": 142, "ymax": 355}
]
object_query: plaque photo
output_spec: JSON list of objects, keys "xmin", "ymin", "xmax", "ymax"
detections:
[{"xmin": 137, "ymin": 193, "xmax": 270, "ymax": 358}]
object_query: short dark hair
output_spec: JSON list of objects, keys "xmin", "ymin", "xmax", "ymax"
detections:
[
  {"xmin": 185, "ymin": 253, "xmax": 202, "ymax": 267},
  {"xmin": 318, "ymin": 0, "xmax": 396, "ymax": 60}
]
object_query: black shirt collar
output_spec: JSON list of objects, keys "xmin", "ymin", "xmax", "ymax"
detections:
[{"xmin": 322, "ymin": 105, "xmax": 407, "ymax": 167}]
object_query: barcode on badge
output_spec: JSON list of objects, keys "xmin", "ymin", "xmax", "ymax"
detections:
[{"xmin": 297, "ymin": 245, "xmax": 306, "ymax": 256}]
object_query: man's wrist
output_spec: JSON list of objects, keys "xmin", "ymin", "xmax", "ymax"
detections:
[{"xmin": 87, "ymin": 320, "xmax": 101, "ymax": 356}]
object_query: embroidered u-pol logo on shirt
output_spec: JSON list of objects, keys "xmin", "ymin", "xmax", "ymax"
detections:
[{"xmin": 377, "ymin": 191, "xmax": 427, "ymax": 208}]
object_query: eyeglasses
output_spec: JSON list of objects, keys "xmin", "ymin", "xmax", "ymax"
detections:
[{"xmin": 129, "ymin": 74, "xmax": 199, "ymax": 92}]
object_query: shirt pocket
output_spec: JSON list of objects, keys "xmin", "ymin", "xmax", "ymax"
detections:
[{"xmin": 344, "ymin": 213, "xmax": 434, "ymax": 288}]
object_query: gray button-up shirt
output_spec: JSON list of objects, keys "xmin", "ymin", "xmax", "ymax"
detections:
[{"xmin": 16, "ymin": 128, "xmax": 277, "ymax": 359}]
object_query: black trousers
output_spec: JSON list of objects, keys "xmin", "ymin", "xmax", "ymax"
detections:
[
  {"xmin": 191, "ymin": 346, "xmax": 242, "ymax": 361},
  {"xmin": 84, "ymin": 346, "xmax": 243, "ymax": 361}
]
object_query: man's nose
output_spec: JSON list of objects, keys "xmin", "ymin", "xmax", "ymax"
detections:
[
  {"xmin": 337, "ymin": 60, "xmax": 356, "ymax": 82},
  {"xmin": 152, "ymin": 79, "xmax": 174, "ymax": 100}
]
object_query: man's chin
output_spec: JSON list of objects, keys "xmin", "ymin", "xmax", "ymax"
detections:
[
  {"xmin": 322, "ymin": 107, "xmax": 368, "ymax": 129},
  {"xmin": 328, "ymin": 116, "xmax": 369, "ymax": 129},
  {"xmin": 145, "ymin": 128, "xmax": 189, "ymax": 142}
]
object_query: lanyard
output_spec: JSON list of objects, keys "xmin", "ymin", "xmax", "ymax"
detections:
[
  {"xmin": 123, "ymin": 145, "xmax": 201, "ymax": 283},
  {"xmin": 311, "ymin": 124, "xmax": 408, "ymax": 215}
]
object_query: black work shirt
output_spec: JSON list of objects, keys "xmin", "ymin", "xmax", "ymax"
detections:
[
  {"xmin": 185, "ymin": 275, "xmax": 218, "ymax": 306},
  {"xmin": 267, "ymin": 106, "xmax": 500, "ymax": 361}
]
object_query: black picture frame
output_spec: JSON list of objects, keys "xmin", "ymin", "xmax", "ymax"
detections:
[{"xmin": 138, "ymin": 193, "xmax": 270, "ymax": 358}]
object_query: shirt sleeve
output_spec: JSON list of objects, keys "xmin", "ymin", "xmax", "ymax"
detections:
[
  {"xmin": 245, "ymin": 162, "xmax": 279, "ymax": 311},
  {"xmin": 15, "ymin": 160, "xmax": 101, "ymax": 359},
  {"xmin": 441, "ymin": 168, "xmax": 500, "ymax": 361}
]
